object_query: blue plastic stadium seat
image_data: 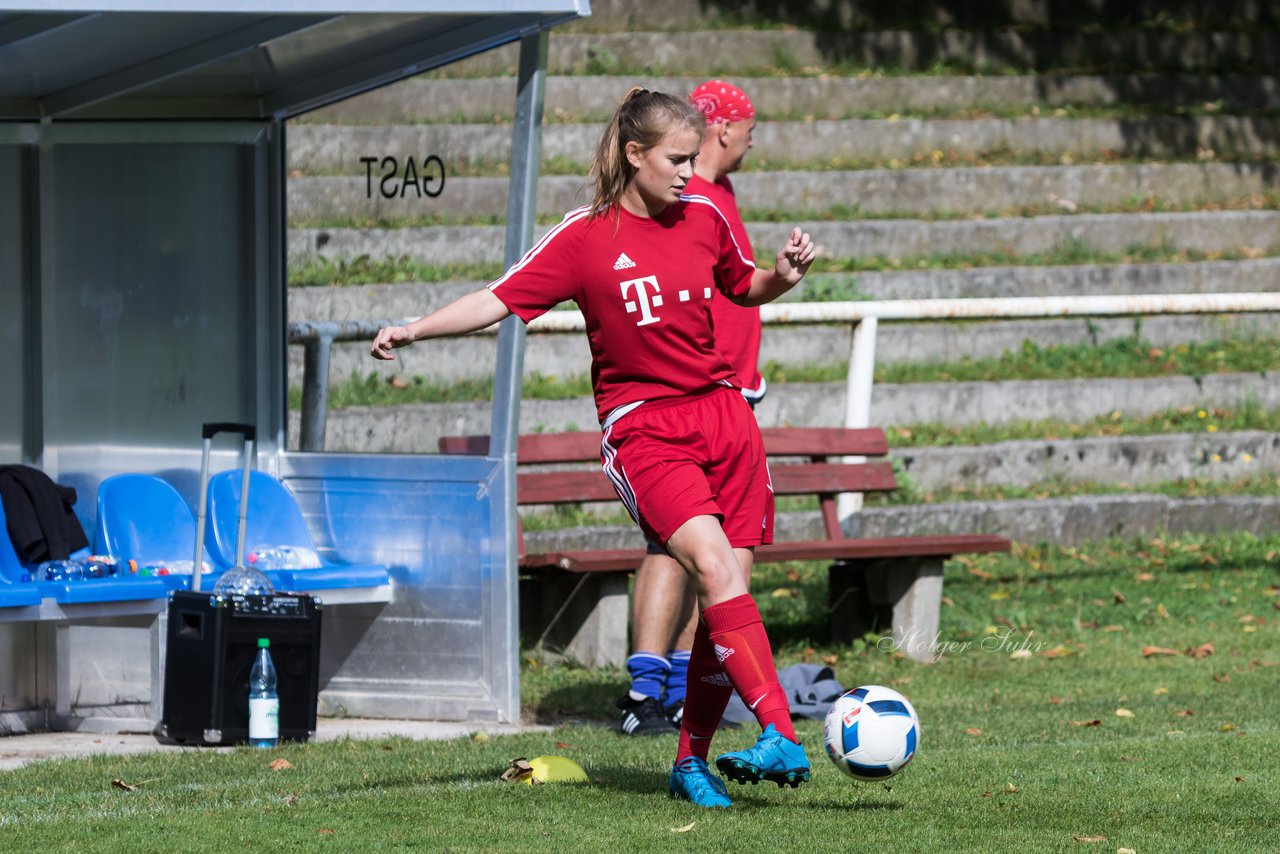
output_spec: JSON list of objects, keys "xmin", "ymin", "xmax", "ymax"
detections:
[
  {"xmin": 94, "ymin": 473, "xmax": 206, "ymax": 592},
  {"xmin": 205, "ymin": 470, "xmax": 389, "ymax": 592},
  {"xmin": 1, "ymin": 481, "xmax": 169, "ymax": 606}
]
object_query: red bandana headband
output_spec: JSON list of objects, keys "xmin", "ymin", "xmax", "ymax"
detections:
[{"xmin": 689, "ymin": 80, "xmax": 755, "ymax": 125}]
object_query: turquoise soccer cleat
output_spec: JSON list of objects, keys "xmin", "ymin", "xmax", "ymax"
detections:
[
  {"xmin": 714, "ymin": 723, "xmax": 811, "ymax": 788},
  {"xmin": 668, "ymin": 756, "xmax": 733, "ymax": 808}
]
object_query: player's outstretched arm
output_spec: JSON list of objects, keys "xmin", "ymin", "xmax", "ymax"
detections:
[
  {"xmin": 735, "ymin": 227, "xmax": 817, "ymax": 307},
  {"xmin": 371, "ymin": 288, "xmax": 512, "ymax": 360}
]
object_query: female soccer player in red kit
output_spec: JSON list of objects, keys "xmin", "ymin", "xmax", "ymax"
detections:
[{"xmin": 371, "ymin": 88, "xmax": 817, "ymax": 809}]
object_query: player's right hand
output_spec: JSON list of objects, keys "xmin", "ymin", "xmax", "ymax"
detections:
[{"xmin": 370, "ymin": 325, "xmax": 415, "ymax": 360}]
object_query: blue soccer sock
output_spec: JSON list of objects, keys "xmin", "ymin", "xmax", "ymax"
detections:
[
  {"xmin": 626, "ymin": 652, "xmax": 670, "ymax": 701},
  {"xmin": 665, "ymin": 649, "xmax": 691, "ymax": 707}
]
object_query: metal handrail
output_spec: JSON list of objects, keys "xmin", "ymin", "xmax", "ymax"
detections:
[{"xmin": 289, "ymin": 292, "xmax": 1280, "ymax": 454}]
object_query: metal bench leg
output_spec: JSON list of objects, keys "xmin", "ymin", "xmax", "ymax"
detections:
[
  {"xmin": 522, "ymin": 574, "xmax": 630, "ymax": 668},
  {"xmin": 829, "ymin": 557, "xmax": 943, "ymax": 663}
]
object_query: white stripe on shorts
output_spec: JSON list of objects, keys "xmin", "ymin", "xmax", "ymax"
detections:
[{"xmin": 600, "ymin": 423, "xmax": 640, "ymax": 523}]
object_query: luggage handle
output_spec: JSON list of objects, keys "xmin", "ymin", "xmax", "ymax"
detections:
[{"xmin": 192, "ymin": 422, "xmax": 256, "ymax": 592}]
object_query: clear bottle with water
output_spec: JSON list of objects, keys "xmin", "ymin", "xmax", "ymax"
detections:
[
  {"xmin": 39, "ymin": 560, "xmax": 85, "ymax": 582},
  {"xmin": 246, "ymin": 545, "xmax": 321, "ymax": 570},
  {"xmin": 248, "ymin": 637, "xmax": 280, "ymax": 748}
]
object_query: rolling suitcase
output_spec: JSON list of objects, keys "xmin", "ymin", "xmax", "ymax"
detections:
[{"xmin": 157, "ymin": 422, "xmax": 322, "ymax": 745}]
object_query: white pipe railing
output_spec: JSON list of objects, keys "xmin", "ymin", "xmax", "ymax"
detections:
[{"xmin": 290, "ymin": 291, "xmax": 1280, "ymax": 518}]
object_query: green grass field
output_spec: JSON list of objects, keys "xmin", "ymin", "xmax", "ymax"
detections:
[{"xmin": 2, "ymin": 533, "xmax": 1277, "ymax": 851}]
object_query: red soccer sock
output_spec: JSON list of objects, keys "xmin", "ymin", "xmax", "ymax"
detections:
[
  {"xmin": 676, "ymin": 620, "xmax": 734, "ymax": 762},
  {"xmin": 700, "ymin": 593, "xmax": 797, "ymax": 742}
]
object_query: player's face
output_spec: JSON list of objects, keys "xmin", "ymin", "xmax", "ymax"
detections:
[
  {"xmin": 721, "ymin": 119, "xmax": 755, "ymax": 173},
  {"xmin": 625, "ymin": 126, "xmax": 701, "ymax": 214}
]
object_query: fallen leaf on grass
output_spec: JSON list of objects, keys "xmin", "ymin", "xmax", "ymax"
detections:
[
  {"xmin": 1250, "ymin": 659, "xmax": 1279, "ymax": 668},
  {"xmin": 1213, "ymin": 673, "xmax": 1231, "ymax": 683},
  {"xmin": 318, "ymin": 829, "xmax": 335, "ymax": 836},
  {"xmin": 382, "ymin": 744, "xmax": 394, "ymax": 752},
  {"xmin": 1235, "ymin": 776, "xmax": 1245, "ymax": 782},
  {"xmin": 270, "ymin": 758, "xmax": 294, "ymax": 771},
  {"xmin": 387, "ymin": 376, "xmax": 410, "ymax": 390},
  {"xmin": 1142, "ymin": 645, "xmax": 1180, "ymax": 657},
  {"xmin": 1101, "ymin": 624, "xmax": 1125, "ymax": 632},
  {"xmin": 1153, "ymin": 686, "xmax": 1169, "ymax": 695},
  {"xmin": 1119, "ymin": 848, "xmax": 1137, "ymax": 854},
  {"xmin": 1009, "ymin": 649, "xmax": 1033, "ymax": 660},
  {"xmin": 111, "ymin": 778, "xmax": 150, "ymax": 792},
  {"xmin": 1042, "ymin": 646, "xmax": 1073, "ymax": 658},
  {"xmin": 964, "ymin": 728, "xmax": 983, "ymax": 736},
  {"xmin": 555, "ymin": 741, "xmax": 573, "ymax": 749},
  {"xmin": 1187, "ymin": 642, "xmax": 1215, "ymax": 659},
  {"xmin": 1115, "ymin": 708, "xmax": 1135, "ymax": 718},
  {"xmin": 1135, "ymin": 572, "xmax": 1154, "ymax": 582},
  {"xmin": 989, "ymin": 591, "xmax": 1009, "ymax": 600},
  {"xmin": 1155, "ymin": 603, "xmax": 1170, "ymax": 619},
  {"xmin": 1071, "ymin": 835, "xmax": 1107, "ymax": 843},
  {"xmin": 1048, "ymin": 696, "xmax": 1063, "ymax": 705},
  {"xmin": 969, "ymin": 568, "xmax": 992, "ymax": 581},
  {"xmin": 822, "ymin": 654, "xmax": 839, "ymax": 667},
  {"xmin": 1113, "ymin": 591, "xmax": 1127, "ymax": 604},
  {"xmin": 671, "ymin": 822, "xmax": 696, "ymax": 834},
  {"xmin": 1006, "ymin": 782, "xmax": 1019, "ymax": 793},
  {"xmin": 472, "ymin": 731, "xmax": 491, "ymax": 743},
  {"xmin": 941, "ymin": 596, "xmax": 955, "ymax": 607},
  {"xmin": 981, "ymin": 791, "xmax": 992, "ymax": 798},
  {"xmin": 1070, "ymin": 719, "xmax": 1102, "ymax": 727},
  {"xmin": 1176, "ymin": 709, "xmax": 1195, "ymax": 717},
  {"xmin": 1220, "ymin": 723, "xmax": 1237, "ymax": 732}
]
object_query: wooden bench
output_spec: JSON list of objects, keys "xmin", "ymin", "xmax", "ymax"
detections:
[{"xmin": 439, "ymin": 428, "xmax": 1011, "ymax": 665}]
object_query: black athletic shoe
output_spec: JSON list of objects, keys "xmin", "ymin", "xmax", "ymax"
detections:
[
  {"xmin": 617, "ymin": 695, "xmax": 677, "ymax": 735},
  {"xmin": 666, "ymin": 700, "xmax": 684, "ymax": 729}
]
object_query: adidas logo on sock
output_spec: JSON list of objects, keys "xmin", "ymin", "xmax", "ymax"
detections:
[
  {"xmin": 701, "ymin": 672, "xmax": 733, "ymax": 687},
  {"xmin": 613, "ymin": 252, "xmax": 636, "ymax": 270},
  {"xmin": 714, "ymin": 644, "xmax": 735, "ymax": 663}
]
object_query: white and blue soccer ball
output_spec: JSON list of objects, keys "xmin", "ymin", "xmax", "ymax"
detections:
[{"xmin": 823, "ymin": 685, "xmax": 920, "ymax": 781}]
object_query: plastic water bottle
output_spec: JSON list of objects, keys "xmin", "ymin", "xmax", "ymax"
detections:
[
  {"xmin": 248, "ymin": 637, "xmax": 280, "ymax": 748},
  {"xmin": 40, "ymin": 560, "xmax": 84, "ymax": 582},
  {"xmin": 247, "ymin": 545, "xmax": 321, "ymax": 570}
]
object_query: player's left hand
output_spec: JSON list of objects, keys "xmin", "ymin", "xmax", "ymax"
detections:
[{"xmin": 773, "ymin": 227, "xmax": 817, "ymax": 284}]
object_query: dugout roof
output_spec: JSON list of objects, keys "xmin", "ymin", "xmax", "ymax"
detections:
[{"xmin": 0, "ymin": 0, "xmax": 584, "ymax": 120}]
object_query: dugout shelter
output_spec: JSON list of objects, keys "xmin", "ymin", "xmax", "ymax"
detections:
[{"xmin": 0, "ymin": 0, "xmax": 585, "ymax": 732}]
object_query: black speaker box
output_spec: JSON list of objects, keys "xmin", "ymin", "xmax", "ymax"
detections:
[{"xmin": 159, "ymin": 590, "xmax": 322, "ymax": 745}]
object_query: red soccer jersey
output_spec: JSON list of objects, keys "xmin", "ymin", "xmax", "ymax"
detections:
[
  {"xmin": 685, "ymin": 173, "xmax": 765, "ymax": 397},
  {"xmin": 488, "ymin": 199, "xmax": 756, "ymax": 423}
]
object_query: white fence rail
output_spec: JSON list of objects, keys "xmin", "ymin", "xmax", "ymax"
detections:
[{"xmin": 290, "ymin": 293, "xmax": 1280, "ymax": 477}]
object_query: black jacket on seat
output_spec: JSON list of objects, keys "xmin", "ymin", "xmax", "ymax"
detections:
[{"xmin": 0, "ymin": 465, "xmax": 90, "ymax": 563}]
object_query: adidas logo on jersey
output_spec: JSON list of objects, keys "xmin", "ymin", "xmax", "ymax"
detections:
[
  {"xmin": 701, "ymin": 672, "xmax": 733, "ymax": 687},
  {"xmin": 613, "ymin": 252, "xmax": 636, "ymax": 270},
  {"xmin": 714, "ymin": 643, "xmax": 735, "ymax": 663}
]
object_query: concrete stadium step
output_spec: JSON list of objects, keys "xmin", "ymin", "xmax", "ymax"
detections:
[
  {"xmin": 298, "ymin": 73, "xmax": 1280, "ymax": 125},
  {"xmin": 288, "ymin": 163, "xmax": 1279, "ymax": 224},
  {"xmin": 288, "ymin": 372, "xmax": 1279, "ymax": 453},
  {"xmin": 286, "ymin": 259, "xmax": 1280, "ymax": 323},
  {"xmin": 896, "ymin": 430, "xmax": 1279, "ymax": 492},
  {"xmin": 286, "ymin": 116, "xmax": 1280, "ymax": 175},
  {"xmin": 429, "ymin": 29, "xmax": 1280, "ymax": 76},
  {"xmin": 288, "ymin": 210, "xmax": 1280, "ymax": 268},
  {"xmin": 574, "ymin": 0, "xmax": 1277, "ymax": 33},
  {"xmin": 288, "ymin": 312, "xmax": 1280, "ymax": 391}
]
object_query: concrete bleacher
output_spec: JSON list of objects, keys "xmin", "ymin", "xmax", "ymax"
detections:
[{"xmin": 283, "ymin": 0, "xmax": 1280, "ymax": 545}]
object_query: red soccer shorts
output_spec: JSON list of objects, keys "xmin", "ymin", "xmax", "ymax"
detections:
[{"xmin": 600, "ymin": 386, "xmax": 774, "ymax": 548}]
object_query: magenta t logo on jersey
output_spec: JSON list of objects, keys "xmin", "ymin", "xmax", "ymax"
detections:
[{"xmin": 620, "ymin": 275, "xmax": 663, "ymax": 326}]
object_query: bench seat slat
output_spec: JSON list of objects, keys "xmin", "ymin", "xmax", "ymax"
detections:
[
  {"xmin": 524, "ymin": 534, "xmax": 1010, "ymax": 573},
  {"xmin": 518, "ymin": 461, "xmax": 899, "ymax": 505},
  {"xmin": 439, "ymin": 426, "xmax": 890, "ymax": 463}
]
